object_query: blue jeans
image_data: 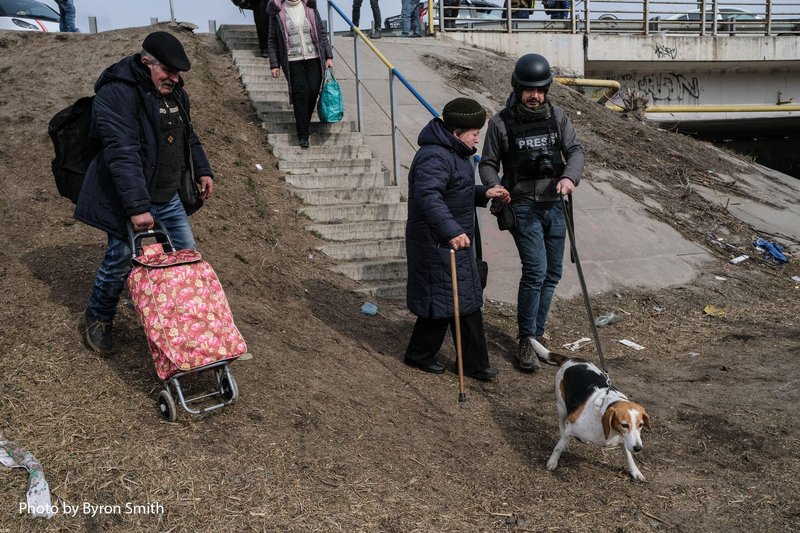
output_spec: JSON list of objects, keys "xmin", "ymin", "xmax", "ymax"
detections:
[
  {"xmin": 510, "ymin": 202, "xmax": 566, "ymax": 339},
  {"xmin": 401, "ymin": 0, "xmax": 420, "ymax": 35},
  {"xmin": 87, "ymin": 194, "xmax": 196, "ymax": 322},
  {"xmin": 550, "ymin": 0, "xmax": 571, "ymax": 19},
  {"xmin": 55, "ymin": 0, "xmax": 78, "ymax": 32}
]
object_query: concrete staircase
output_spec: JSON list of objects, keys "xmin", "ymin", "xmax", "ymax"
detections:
[{"xmin": 218, "ymin": 25, "xmax": 407, "ymax": 298}]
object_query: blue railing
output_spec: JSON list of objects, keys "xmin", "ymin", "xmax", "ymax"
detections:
[{"xmin": 326, "ymin": 0, "xmax": 441, "ymax": 184}]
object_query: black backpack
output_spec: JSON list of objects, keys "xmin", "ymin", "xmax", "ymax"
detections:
[
  {"xmin": 231, "ymin": 0, "xmax": 256, "ymax": 9},
  {"xmin": 48, "ymin": 96, "xmax": 101, "ymax": 204}
]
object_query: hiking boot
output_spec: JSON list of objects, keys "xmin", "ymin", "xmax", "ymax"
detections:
[
  {"xmin": 298, "ymin": 136, "xmax": 310, "ymax": 148},
  {"xmin": 79, "ymin": 309, "xmax": 113, "ymax": 355},
  {"xmin": 517, "ymin": 337, "xmax": 540, "ymax": 372},
  {"xmin": 370, "ymin": 28, "xmax": 382, "ymax": 39}
]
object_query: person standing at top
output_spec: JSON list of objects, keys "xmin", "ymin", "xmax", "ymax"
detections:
[
  {"xmin": 404, "ymin": 98, "xmax": 510, "ymax": 382},
  {"xmin": 351, "ymin": 0, "xmax": 382, "ymax": 38},
  {"xmin": 267, "ymin": 0, "xmax": 334, "ymax": 148},
  {"xmin": 55, "ymin": 0, "xmax": 78, "ymax": 32},
  {"xmin": 400, "ymin": 0, "xmax": 422, "ymax": 37},
  {"xmin": 479, "ymin": 53, "xmax": 585, "ymax": 372},
  {"xmin": 76, "ymin": 31, "xmax": 214, "ymax": 355},
  {"xmin": 253, "ymin": 0, "xmax": 271, "ymax": 57}
]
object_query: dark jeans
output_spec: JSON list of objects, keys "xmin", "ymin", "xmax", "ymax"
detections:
[
  {"xmin": 404, "ymin": 310, "xmax": 490, "ymax": 374},
  {"xmin": 253, "ymin": 0, "xmax": 270, "ymax": 54},
  {"xmin": 443, "ymin": 7, "xmax": 458, "ymax": 28},
  {"xmin": 510, "ymin": 202, "xmax": 566, "ymax": 339},
  {"xmin": 288, "ymin": 59, "xmax": 322, "ymax": 139},
  {"xmin": 86, "ymin": 194, "xmax": 196, "ymax": 322},
  {"xmin": 55, "ymin": 0, "xmax": 77, "ymax": 32},
  {"xmin": 352, "ymin": 0, "xmax": 381, "ymax": 29}
]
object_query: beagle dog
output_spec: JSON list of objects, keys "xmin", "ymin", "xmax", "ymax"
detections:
[{"xmin": 530, "ymin": 338, "xmax": 652, "ymax": 481}]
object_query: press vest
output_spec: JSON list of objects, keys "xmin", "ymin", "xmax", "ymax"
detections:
[{"xmin": 499, "ymin": 106, "xmax": 565, "ymax": 203}]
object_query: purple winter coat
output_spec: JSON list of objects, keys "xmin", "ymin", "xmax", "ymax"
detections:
[{"xmin": 266, "ymin": 0, "xmax": 333, "ymax": 95}]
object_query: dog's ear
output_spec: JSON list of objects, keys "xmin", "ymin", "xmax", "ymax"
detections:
[
  {"xmin": 602, "ymin": 407, "xmax": 615, "ymax": 440},
  {"xmin": 642, "ymin": 410, "xmax": 652, "ymax": 431}
]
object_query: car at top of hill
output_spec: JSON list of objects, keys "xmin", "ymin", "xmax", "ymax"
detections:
[{"xmin": 0, "ymin": 0, "xmax": 60, "ymax": 31}]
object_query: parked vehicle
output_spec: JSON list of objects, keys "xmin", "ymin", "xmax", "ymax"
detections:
[
  {"xmin": 649, "ymin": 7, "xmax": 764, "ymax": 32},
  {"xmin": 0, "ymin": 0, "xmax": 59, "ymax": 31},
  {"xmin": 384, "ymin": 0, "xmax": 503, "ymax": 30}
]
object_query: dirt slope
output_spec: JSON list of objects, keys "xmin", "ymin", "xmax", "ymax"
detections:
[{"xmin": 0, "ymin": 26, "xmax": 799, "ymax": 532}]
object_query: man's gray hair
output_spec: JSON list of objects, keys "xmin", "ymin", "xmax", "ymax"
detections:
[{"xmin": 140, "ymin": 49, "xmax": 157, "ymax": 63}]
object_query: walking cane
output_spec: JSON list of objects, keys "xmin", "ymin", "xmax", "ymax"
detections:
[
  {"xmin": 450, "ymin": 249, "xmax": 467, "ymax": 403},
  {"xmin": 560, "ymin": 194, "xmax": 610, "ymax": 378}
]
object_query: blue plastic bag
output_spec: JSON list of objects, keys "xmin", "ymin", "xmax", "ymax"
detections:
[
  {"xmin": 317, "ymin": 68, "xmax": 344, "ymax": 123},
  {"xmin": 754, "ymin": 238, "xmax": 788, "ymax": 264}
]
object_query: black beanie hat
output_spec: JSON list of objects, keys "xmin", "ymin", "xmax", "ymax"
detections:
[
  {"xmin": 142, "ymin": 31, "xmax": 191, "ymax": 71},
  {"xmin": 442, "ymin": 98, "xmax": 487, "ymax": 130}
]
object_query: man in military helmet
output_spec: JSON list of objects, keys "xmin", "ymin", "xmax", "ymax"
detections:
[{"xmin": 479, "ymin": 53, "xmax": 585, "ymax": 372}]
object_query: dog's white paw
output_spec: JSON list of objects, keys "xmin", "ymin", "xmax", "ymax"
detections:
[
  {"xmin": 630, "ymin": 469, "xmax": 646, "ymax": 482},
  {"xmin": 546, "ymin": 457, "xmax": 559, "ymax": 471}
]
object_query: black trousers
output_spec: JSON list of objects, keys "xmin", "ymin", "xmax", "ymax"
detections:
[
  {"xmin": 253, "ymin": 0, "xmax": 270, "ymax": 55},
  {"xmin": 352, "ymin": 0, "xmax": 381, "ymax": 28},
  {"xmin": 404, "ymin": 310, "xmax": 490, "ymax": 374},
  {"xmin": 287, "ymin": 59, "xmax": 322, "ymax": 139}
]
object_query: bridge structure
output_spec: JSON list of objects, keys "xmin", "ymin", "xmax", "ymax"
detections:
[{"xmin": 437, "ymin": 0, "xmax": 800, "ymax": 176}]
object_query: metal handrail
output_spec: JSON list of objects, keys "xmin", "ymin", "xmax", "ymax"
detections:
[
  {"xmin": 326, "ymin": 0, "xmax": 441, "ymax": 185},
  {"xmin": 430, "ymin": 0, "xmax": 800, "ymax": 36}
]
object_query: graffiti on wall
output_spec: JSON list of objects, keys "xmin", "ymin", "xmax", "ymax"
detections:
[
  {"xmin": 655, "ymin": 44, "xmax": 678, "ymax": 59},
  {"xmin": 614, "ymin": 72, "xmax": 703, "ymax": 103}
]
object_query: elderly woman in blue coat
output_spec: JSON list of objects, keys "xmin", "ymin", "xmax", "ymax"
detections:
[{"xmin": 404, "ymin": 98, "xmax": 510, "ymax": 382}]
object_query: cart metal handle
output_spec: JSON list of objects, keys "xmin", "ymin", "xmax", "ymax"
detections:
[{"xmin": 126, "ymin": 219, "xmax": 175, "ymax": 259}]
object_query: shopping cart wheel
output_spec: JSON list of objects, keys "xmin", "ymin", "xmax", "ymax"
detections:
[
  {"xmin": 157, "ymin": 389, "xmax": 177, "ymax": 422},
  {"xmin": 220, "ymin": 372, "xmax": 238, "ymax": 403}
]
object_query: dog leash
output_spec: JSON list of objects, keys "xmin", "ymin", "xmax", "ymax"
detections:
[{"xmin": 561, "ymin": 194, "xmax": 611, "ymax": 379}]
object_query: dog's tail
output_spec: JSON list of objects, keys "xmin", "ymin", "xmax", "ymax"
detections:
[{"xmin": 529, "ymin": 337, "xmax": 569, "ymax": 366}]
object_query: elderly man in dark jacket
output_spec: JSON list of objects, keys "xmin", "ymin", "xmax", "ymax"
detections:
[
  {"xmin": 76, "ymin": 31, "xmax": 214, "ymax": 355},
  {"xmin": 404, "ymin": 98, "xmax": 510, "ymax": 382}
]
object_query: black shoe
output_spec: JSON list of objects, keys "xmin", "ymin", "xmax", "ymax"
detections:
[
  {"xmin": 465, "ymin": 367, "xmax": 498, "ymax": 382},
  {"xmin": 79, "ymin": 309, "xmax": 113, "ymax": 355},
  {"xmin": 404, "ymin": 357, "xmax": 446, "ymax": 374},
  {"xmin": 411, "ymin": 33, "xmax": 422, "ymax": 38},
  {"xmin": 517, "ymin": 337, "xmax": 541, "ymax": 372},
  {"xmin": 259, "ymin": 49, "xmax": 269, "ymax": 58},
  {"xmin": 370, "ymin": 28, "xmax": 382, "ymax": 39},
  {"xmin": 298, "ymin": 136, "xmax": 310, "ymax": 148}
]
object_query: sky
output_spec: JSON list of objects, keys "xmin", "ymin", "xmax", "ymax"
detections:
[{"xmin": 39, "ymin": 0, "xmax": 390, "ymax": 34}]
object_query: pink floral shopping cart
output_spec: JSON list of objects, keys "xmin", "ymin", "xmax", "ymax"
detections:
[{"xmin": 127, "ymin": 222, "xmax": 248, "ymax": 421}]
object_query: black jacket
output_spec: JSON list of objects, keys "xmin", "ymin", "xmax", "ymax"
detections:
[
  {"xmin": 74, "ymin": 54, "xmax": 213, "ymax": 237},
  {"xmin": 406, "ymin": 119, "xmax": 490, "ymax": 319}
]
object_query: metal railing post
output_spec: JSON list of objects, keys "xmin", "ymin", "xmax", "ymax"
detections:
[
  {"xmin": 354, "ymin": 36, "xmax": 363, "ymax": 132},
  {"xmin": 584, "ymin": 0, "xmax": 590, "ymax": 34},
  {"xmin": 644, "ymin": 0, "xmax": 649, "ymax": 35},
  {"xmin": 150, "ymin": 17, "xmax": 158, "ymax": 25},
  {"xmin": 766, "ymin": 0, "xmax": 773, "ymax": 35},
  {"xmin": 700, "ymin": 0, "xmax": 707, "ymax": 36},
  {"xmin": 88, "ymin": 16, "xmax": 97, "ymax": 33},
  {"xmin": 389, "ymin": 71, "xmax": 399, "ymax": 186},
  {"xmin": 505, "ymin": 1, "xmax": 512, "ymax": 33},
  {"xmin": 209, "ymin": 20, "xmax": 217, "ymax": 34},
  {"xmin": 168, "ymin": 0, "xmax": 176, "ymax": 22},
  {"xmin": 439, "ymin": 1, "xmax": 445, "ymax": 33}
]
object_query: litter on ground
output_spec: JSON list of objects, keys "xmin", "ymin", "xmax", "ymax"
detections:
[
  {"xmin": 562, "ymin": 337, "xmax": 592, "ymax": 351},
  {"xmin": 618, "ymin": 339, "xmax": 645, "ymax": 351}
]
